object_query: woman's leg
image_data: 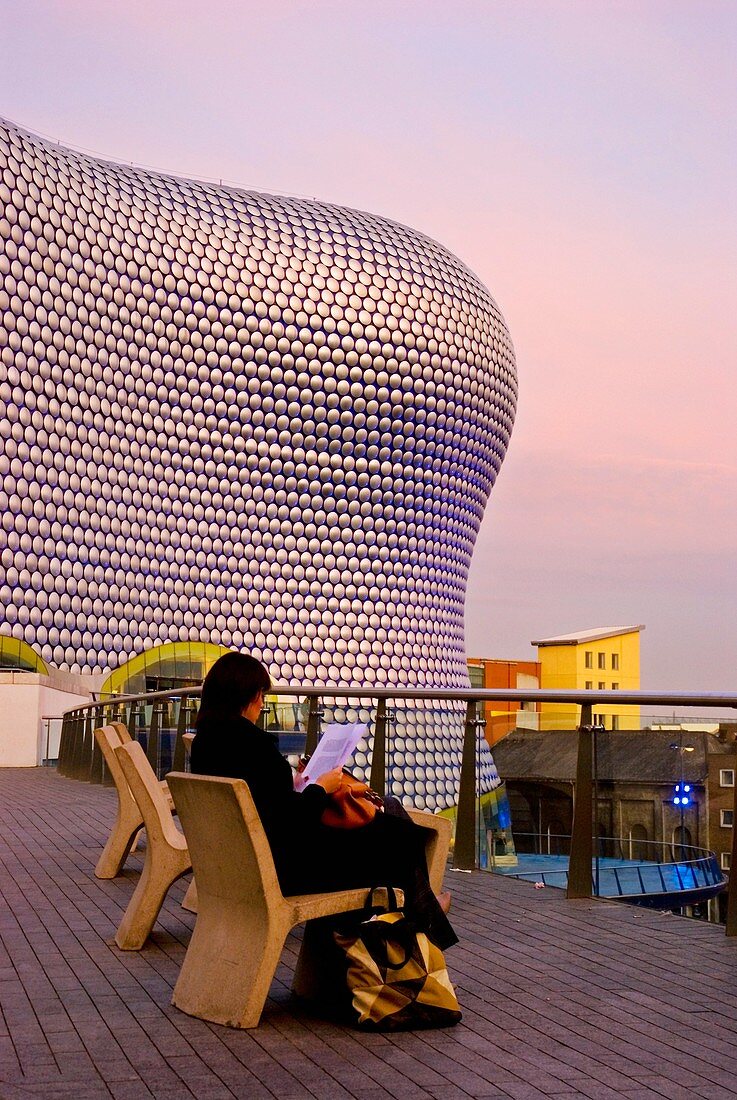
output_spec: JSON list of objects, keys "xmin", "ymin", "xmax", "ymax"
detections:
[
  {"xmin": 356, "ymin": 814, "xmax": 458, "ymax": 949},
  {"xmin": 278, "ymin": 815, "xmax": 458, "ymax": 949}
]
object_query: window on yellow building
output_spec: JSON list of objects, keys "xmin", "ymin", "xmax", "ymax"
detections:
[
  {"xmin": 612, "ymin": 653, "xmax": 619, "ymax": 671},
  {"xmin": 598, "ymin": 653, "xmax": 606, "ymax": 669},
  {"xmin": 612, "ymin": 682, "xmax": 619, "ymax": 690},
  {"xmin": 585, "ymin": 681, "xmax": 593, "ymax": 690},
  {"xmin": 598, "ymin": 682, "xmax": 606, "ymax": 690},
  {"xmin": 585, "ymin": 651, "xmax": 593, "ymax": 669}
]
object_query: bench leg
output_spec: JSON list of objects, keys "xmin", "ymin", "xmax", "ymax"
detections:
[
  {"xmin": 115, "ymin": 849, "xmax": 191, "ymax": 950},
  {"xmin": 181, "ymin": 878, "xmax": 198, "ymax": 913},
  {"xmin": 95, "ymin": 816, "xmax": 143, "ymax": 880},
  {"xmin": 172, "ymin": 907, "xmax": 289, "ymax": 1028},
  {"xmin": 293, "ymin": 916, "xmax": 348, "ymax": 1008}
]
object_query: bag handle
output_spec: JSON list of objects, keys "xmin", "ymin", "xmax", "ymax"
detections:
[
  {"xmin": 359, "ymin": 904, "xmax": 416, "ymax": 969},
  {"xmin": 365, "ymin": 885, "xmax": 403, "ymax": 914}
]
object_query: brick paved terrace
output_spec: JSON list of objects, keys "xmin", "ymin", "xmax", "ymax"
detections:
[{"xmin": 2, "ymin": 769, "xmax": 737, "ymax": 1099}]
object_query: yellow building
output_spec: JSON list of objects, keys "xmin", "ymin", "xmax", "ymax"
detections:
[{"xmin": 532, "ymin": 626, "xmax": 643, "ymax": 732}]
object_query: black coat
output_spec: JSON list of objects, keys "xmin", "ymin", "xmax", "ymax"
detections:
[
  {"xmin": 191, "ymin": 714, "xmax": 329, "ymax": 874},
  {"xmin": 190, "ymin": 714, "xmax": 457, "ymax": 948}
]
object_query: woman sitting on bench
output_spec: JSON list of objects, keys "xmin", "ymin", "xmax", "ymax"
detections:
[{"xmin": 190, "ymin": 652, "xmax": 457, "ymax": 950}]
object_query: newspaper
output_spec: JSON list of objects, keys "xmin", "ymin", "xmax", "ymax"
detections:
[{"xmin": 293, "ymin": 722, "xmax": 367, "ymax": 791}]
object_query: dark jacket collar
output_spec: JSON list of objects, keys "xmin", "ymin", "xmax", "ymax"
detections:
[{"xmin": 197, "ymin": 712, "xmax": 278, "ymax": 746}]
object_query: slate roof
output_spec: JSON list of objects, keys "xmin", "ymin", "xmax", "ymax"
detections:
[{"xmin": 492, "ymin": 728, "xmax": 724, "ymax": 784}]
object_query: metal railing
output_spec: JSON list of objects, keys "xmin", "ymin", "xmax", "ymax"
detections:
[
  {"xmin": 41, "ymin": 716, "xmax": 63, "ymax": 766},
  {"xmin": 57, "ymin": 686, "xmax": 737, "ymax": 928},
  {"xmin": 503, "ymin": 833, "xmax": 725, "ymax": 903}
]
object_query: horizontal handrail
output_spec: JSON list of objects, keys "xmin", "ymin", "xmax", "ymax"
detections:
[
  {"xmin": 66, "ymin": 685, "xmax": 737, "ymax": 714},
  {"xmin": 511, "ymin": 832, "xmax": 717, "ymax": 865},
  {"xmin": 503, "ymin": 835, "xmax": 725, "ymax": 903}
]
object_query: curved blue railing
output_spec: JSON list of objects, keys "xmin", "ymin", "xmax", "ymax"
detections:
[{"xmin": 496, "ymin": 835, "xmax": 726, "ymax": 907}]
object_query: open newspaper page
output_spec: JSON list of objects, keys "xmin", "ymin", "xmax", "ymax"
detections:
[{"xmin": 293, "ymin": 722, "xmax": 367, "ymax": 791}]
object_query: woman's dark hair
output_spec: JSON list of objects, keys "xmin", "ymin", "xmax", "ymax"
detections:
[{"xmin": 195, "ymin": 652, "xmax": 272, "ymax": 729}]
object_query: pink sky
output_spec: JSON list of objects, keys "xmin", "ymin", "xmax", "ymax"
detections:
[{"xmin": 1, "ymin": 0, "xmax": 735, "ymax": 697}]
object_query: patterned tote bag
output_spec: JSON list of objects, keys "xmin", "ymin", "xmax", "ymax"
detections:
[{"xmin": 334, "ymin": 887, "xmax": 462, "ymax": 1031}]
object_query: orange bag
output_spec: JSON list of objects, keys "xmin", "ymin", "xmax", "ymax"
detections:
[{"xmin": 321, "ymin": 771, "xmax": 385, "ymax": 829}]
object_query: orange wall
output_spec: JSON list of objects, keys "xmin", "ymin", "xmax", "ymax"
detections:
[{"xmin": 468, "ymin": 657, "xmax": 542, "ymax": 746}]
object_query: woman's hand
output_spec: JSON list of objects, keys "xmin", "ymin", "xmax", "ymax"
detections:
[{"xmin": 314, "ymin": 766, "xmax": 343, "ymax": 794}]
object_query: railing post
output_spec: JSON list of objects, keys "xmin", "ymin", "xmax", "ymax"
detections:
[
  {"xmin": 567, "ymin": 703, "xmax": 594, "ymax": 899},
  {"xmin": 127, "ymin": 701, "xmax": 139, "ymax": 742},
  {"xmin": 593, "ymin": 725, "xmax": 600, "ymax": 896},
  {"xmin": 726, "ymin": 771, "xmax": 737, "ymax": 935},
  {"xmin": 454, "ymin": 700, "xmax": 479, "ymax": 871},
  {"xmin": 101, "ymin": 700, "xmax": 124, "ymax": 786},
  {"xmin": 69, "ymin": 710, "xmax": 84, "ymax": 780},
  {"xmin": 63, "ymin": 710, "xmax": 79, "ymax": 778},
  {"xmin": 370, "ymin": 698, "xmax": 388, "ymax": 796},
  {"xmin": 72, "ymin": 709, "xmax": 94, "ymax": 781},
  {"xmin": 89, "ymin": 705, "xmax": 105, "ymax": 784},
  {"xmin": 146, "ymin": 700, "xmax": 161, "ymax": 776},
  {"xmin": 172, "ymin": 697, "xmax": 191, "ymax": 773},
  {"xmin": 74, "ymin": 709, "xmax": 86, "ymax": 777},
  {"xmin": 305, "ymin": 695, "xmax": 322, "ymax": 756},
  {"xmin": 57, "ymin": 710, "xmax": 74, "ymax": 776}
]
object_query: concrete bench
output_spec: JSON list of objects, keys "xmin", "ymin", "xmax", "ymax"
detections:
[
  {"xmin": 181, "ymin": 729, "xmax": 448, "ymax": 892},
  {"xmin": 179, "ymin": 727, "xmax": 446, "ymax": 920},
  {"xmin": 93, "ymin": 722, "xmax": 173, "ymax": 879},
  {"xmin": 166, "ymin": 772, "xmax": 450, "ymax": 1029},
  {"xmin": 410, "ymin": 806, "xmax": 452, "ymax": 894},
  {"xmin": 113, "ymin": 740, "xmax": 192, "ymax": 950}
]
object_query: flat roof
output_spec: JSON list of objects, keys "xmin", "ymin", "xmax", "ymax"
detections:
[{"xmin": 532, "ymin": 625, "xmax": 645, "ymax": 647}]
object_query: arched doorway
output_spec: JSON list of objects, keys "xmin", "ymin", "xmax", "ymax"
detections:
[
  {"xmin": 100, "ymin": 641, "xmax": 230, "ymax": 771},
  {"xmin": 546, "ymin": 819, "xmax": 567, "ymax": 855},
  {"xmin": 629, "ymin": 824, "xmax": 648, "ymax": 861},
  {"xmin": 673, "ymin": 825, "xmax": 692, "ymax": 861}
]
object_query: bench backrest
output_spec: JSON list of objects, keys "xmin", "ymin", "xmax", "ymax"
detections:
[
  {"xmin": 115, "ymin": 741, "xmax": 184, "ymax": 851},
  {"xmin": 113, "ymin": 721, "xmax": 133, "ymax": 744},
  {"xmin": 166, "ymin": 773, "xmax": 283, "ymax": 907},
  {"xmin": 94, "ymin": 723, "xmax": 133, "ymax": 790}
]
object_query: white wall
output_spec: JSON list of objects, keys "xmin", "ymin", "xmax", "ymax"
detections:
[{"xmin": 0, "ymin": 671, "xmax": 96, "ymax": 767}]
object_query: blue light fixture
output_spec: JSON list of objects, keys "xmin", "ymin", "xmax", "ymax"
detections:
[{"xmin": 674, "ymin": 783, "xmax": 692, "ymax": 807}]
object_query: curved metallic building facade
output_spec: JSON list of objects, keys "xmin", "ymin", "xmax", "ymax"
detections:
[{"xmin": 0, "ymin": 119, "xmax": 517, "ymax": 807}]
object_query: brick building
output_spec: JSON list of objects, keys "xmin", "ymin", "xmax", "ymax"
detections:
[{"xmin": 493, "ymin": 725, "xmax": 737, "ymax": 919}]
